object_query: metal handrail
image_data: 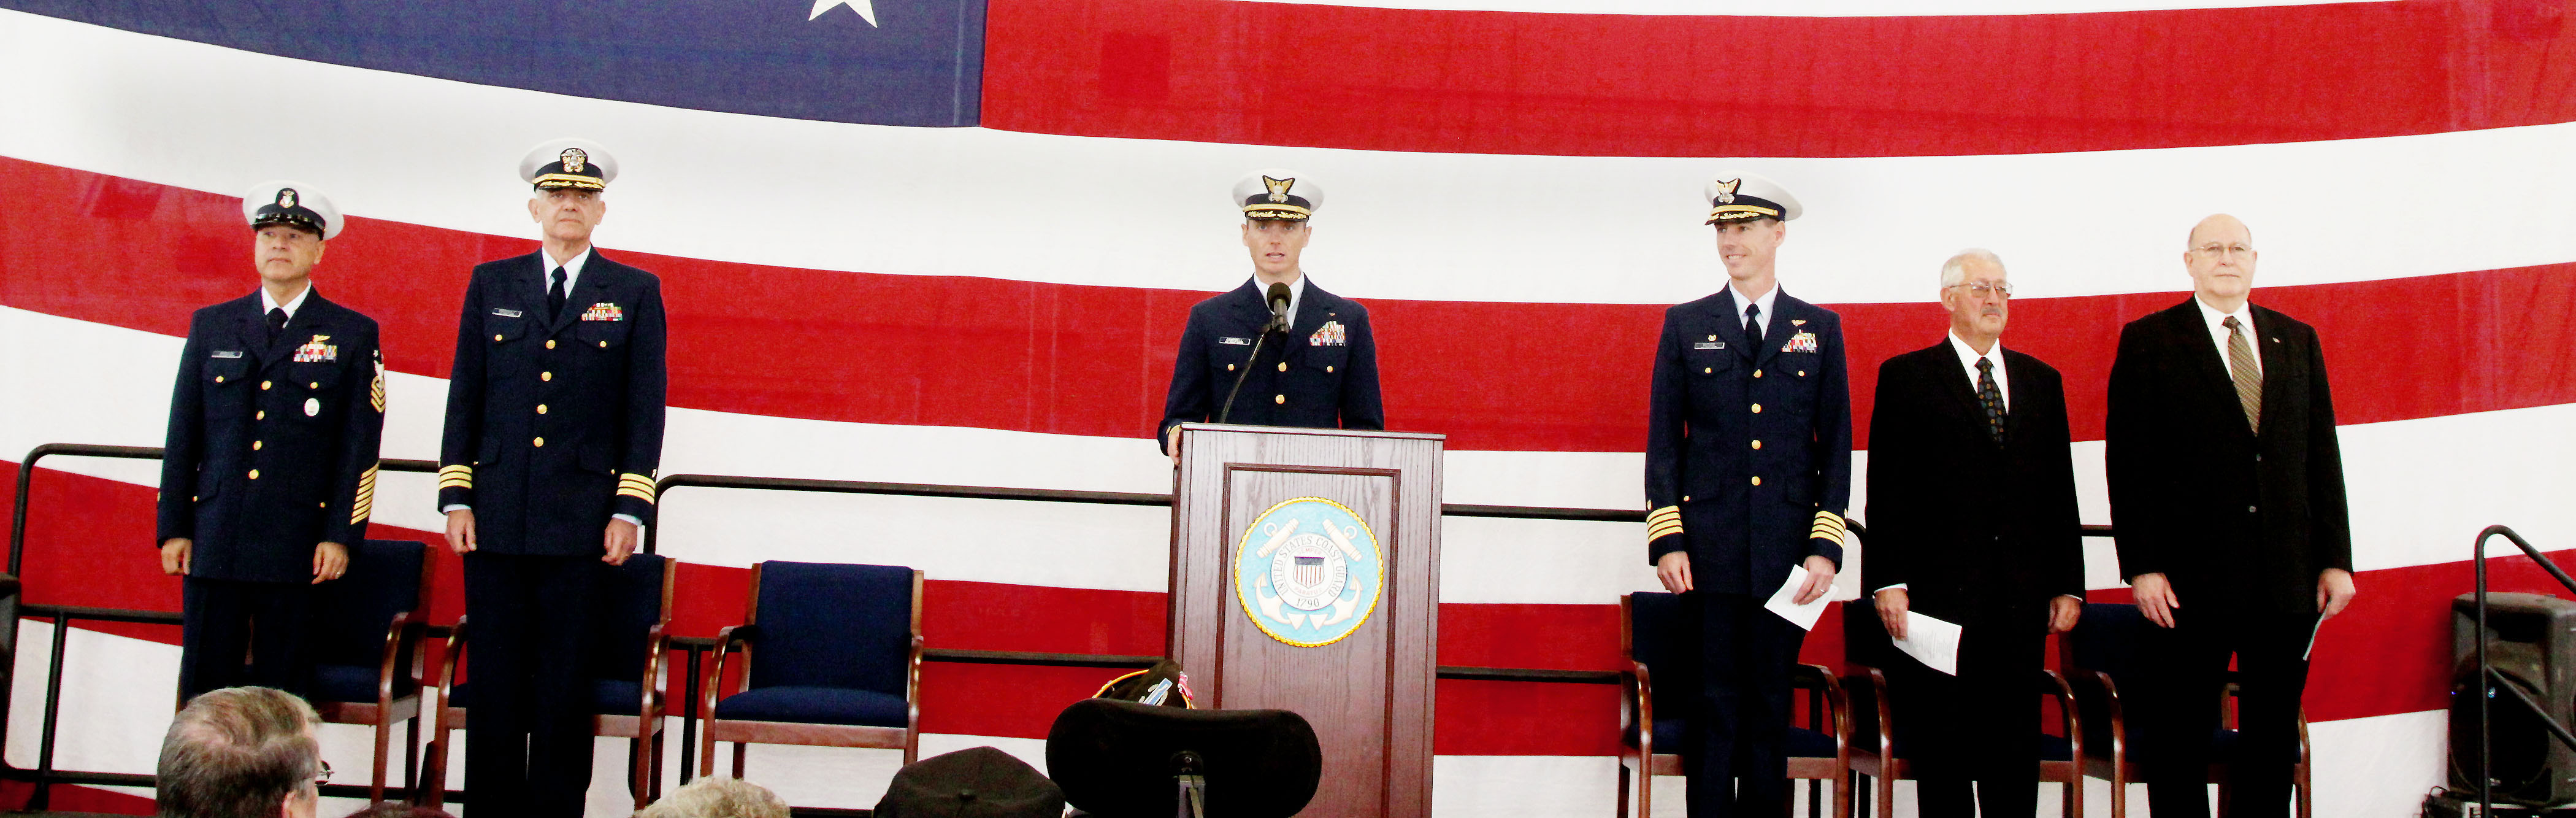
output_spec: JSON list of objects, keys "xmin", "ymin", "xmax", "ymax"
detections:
[{"xmin": 2470, "ymin": 524, "xmax": 2576, "ymax": 812}]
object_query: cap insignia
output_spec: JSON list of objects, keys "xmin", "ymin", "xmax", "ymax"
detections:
[
  {"xmin": 561, "ymin": 148, "xmax": 588, "ymax": 174},
  {"xmin": 1712, "ymin": 179, "xmax": 1740, "ymax": 205},
  {"xmin": 277, "ymin": 188, "xmax": 297, "ymax": 209},
  {"xmin": 1263, "ymin": 176, "xmax": 1295, "ymax": 204}
]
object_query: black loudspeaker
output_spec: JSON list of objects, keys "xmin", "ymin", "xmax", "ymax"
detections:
[
  {"xmin": 2452, "ymin": 592, "xmax": 2576, "ymax": 806},
  {"xmin": 1045, "ymin": 698, "xmax": 1321, "ymax": 818}
]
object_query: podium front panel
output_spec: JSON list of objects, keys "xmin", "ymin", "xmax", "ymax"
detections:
[{"xmin": 1170, "ymin": 424, "xmax": 1441, "ymax": 818}]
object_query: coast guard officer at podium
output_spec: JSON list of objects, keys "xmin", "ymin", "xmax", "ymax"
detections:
[
  {"xmin": 437, "ymin": 139, "xmax": 667, "ymax": 814},
  {"xmin": 1643, "ymin": 173, "xmax": 1852, "ymax": 816},
  {"xmin": 156, "ymin": 182, "xmax": 385, "ymax": 702},
  {"xmin": 1158, "ymin": 169, "xmax": 1383, "ymax": 458}
]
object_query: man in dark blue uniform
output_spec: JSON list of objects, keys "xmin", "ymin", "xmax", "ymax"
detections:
[
  {"xmin": 1643, "ymin": 172, "xmax": 1852, "ymax": 817},
  {"xmin": 438, "ymin": 139, "xmax": 666, "ymax": 814},
  {"xmin": 1158, "ymin": 169, "xmax": 1384, "ymax": 457},
  {"xmin": 156, "ymin": 182, "xmax": 385, "ymax": 702}
]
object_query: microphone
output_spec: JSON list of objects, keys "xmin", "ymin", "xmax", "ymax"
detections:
[{"xmin": 1219, "ymin": 282, "xmax": 1294, "ymax": 424}]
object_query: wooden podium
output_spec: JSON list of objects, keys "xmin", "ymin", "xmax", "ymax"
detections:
[{"xmin": 1168, "ymin": 423, "xmax": 1443, "ymax": 817}]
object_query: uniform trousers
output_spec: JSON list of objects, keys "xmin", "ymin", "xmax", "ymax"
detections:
[
  {"xmin": 1682, "ymin": 591, "xmax": 1805, "ymax": 817},
  {"xmin": 178, "ymin": 576, "xmax": 314, "ymax": 702},
  {"xmin": 462, "ymin": 552, "xmax": 602, "ymax": 816},
  {"xmin": 2137, "ymin": 600, "xmax": 2315, "ymax": 818},
  {"xmin": 1887, "ymin": 605, "xmax": 2044, "ymax": 818}
]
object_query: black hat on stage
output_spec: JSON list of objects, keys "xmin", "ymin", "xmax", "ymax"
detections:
[
  {"xmin": 873, "ymin": 746, "xmax": 1065, "ymax": 818},
  {"xmin": 242, "ymin": 180, "xmax": 343, "ymax": 239},
  {"xmin": 1045, "ymin": 698, "xmax": 1321, "ymax": 818}
]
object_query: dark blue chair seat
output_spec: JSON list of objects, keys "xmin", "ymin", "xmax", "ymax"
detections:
[
  {"xmin": 443, "ymin": 679, "xmax": 646, "ymax": 717},
  {"xmin": 2082, "ymin": 723, "xmax": 2244, "ymax": 764},
  {"xmin": 1648, "ymin": 719, "xmax": 1838, "ymax": 760},
  {"xmin": 310, "ymin": 663, "xmax": 420, "ymax": 704},
  {"xmin": 711, "ymin": 685, "xmax": 908, "ymax": 728},
  {"xmin": 1853, "ymin": 726, "xmax": 2077, "ymax": 762}
]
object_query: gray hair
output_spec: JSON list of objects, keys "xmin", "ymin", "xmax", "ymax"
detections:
[
  {"xmin": 156, "ymin": 687, "xmax": 321, "ymax": 818},
  {"xmin": 1939, "ymin": 249, "xmax": 2005, "ymax": 288},
  {"xmin": 638, "ymin": 776, "xmax": 791, "ymax": 818}
]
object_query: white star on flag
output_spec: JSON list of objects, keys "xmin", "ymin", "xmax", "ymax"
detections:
[{"xmin": 808, "ymin": 0, "xmax": 877, "ymax": 26}]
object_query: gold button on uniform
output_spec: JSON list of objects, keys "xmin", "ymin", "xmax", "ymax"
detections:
[
  {"xmin": 1799, "ymin": 370, "xmax": 1806, "ymax": 377},
  {"xmin": 537, "ymin": 404, "xmax": 548, "ymax": 414},
  {"xmin": 1325, "ymin": 365, "xmax": 1334, "ymax": 373},
  {"xmin": 1707, "ymin": 334, "xmax": 1717, "ymax": 341},
  {"xmin": 318, "ymin": 502, "xmax": 327, "ymax": 509},
  {"xmin": 1682, "ymin": 495, "xmax": 1692, "ymax": 502},
  {"xmin": 599, "ymin": 341, "xmax": 608, "ymax": 348},
  {"xmin": 1751, "ymin": 403, "xmax": 1762, "ymax": 413},
  {"xmin": 494, "ymin": 334, "xmax": 504, "ymax": 342},
  {"xmin": 248, "ymin": 469, "xmax": 260, "ymax": 480},
  {"xmin": 1277, "ymin": 362, "xmax": 1288, "ymax": 372},
  {"xmin": 213, "ymin": 376, "xmax": 224, "ymax": 384},
  {"xmin": 1750, "ymin": 476, "xmax": 1761, "ymax": 486},
  {"xmin": 1751, "ymin": 440, "xmax": 1761, "ymax": 450},
  {"xmin": 252, "ymin": 441, "xmax": 263, "ymax": 450},
  {"xmin": 1275, "ymin": 395, "xmax": 1286, "ymax": 404},
  {"xmin": 1754, "ymin": 369, "xmax": 1763, "ymax": 378},
  {"xmin": 1704, "ymin": 368, "xmax": 1712, "ymax": 374},
  {"xmin": 546, "ymin": 339, "xmax": 556, "ymax": 349},
  {"xmin": 541, "ymin": 371, "xmax": 553, "ymax": 381},
  {"xmin": 309, "ymin": 382, "xmax": 318, "ymax": 389},
  {"xmin": 1227, "ymin": 363, "xmax": 1235, "ymax": 371},
  {"xmin": 260, "ymin": 380, "xmax": 272, "ymax": 390},
  {"xmin": 255, "ymin": 411, "xmax": 266, "ymax": 420},
  {"xmin": 534, "ymin": 436, "xmax": 545, "ymax": 447}
]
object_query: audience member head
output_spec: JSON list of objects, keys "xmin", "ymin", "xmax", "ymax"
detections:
[
  {"xmin": 336, "ymin": 804, "xmax": 454, "ymax": 818},
  {"xmin": 636, "ymin": 776, "xmax": 790, "ymax": 818},
  {"xmin": 156, "ymin": 687, "xmax": 323, "ymax": 818}
]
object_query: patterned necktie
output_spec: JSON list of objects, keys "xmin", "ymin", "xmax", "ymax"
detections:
[
  {"xmin": 2222, "ymin": 315, "xmax": 2262, "ymax": 433},
  {"xmin": 266, "ymin": 307, "xmax": 288, "ymax": 345},
  {"xmin": 547, "ymin": 266, "xmax": 569, "ymax": 322},
  {"xmin": 1744, "ymin": 303, "xmax": 1763, "ymax": 350},
  {"xmin": 1976, "ymin": 357, "xmax": 2006, "ymax": 445}
]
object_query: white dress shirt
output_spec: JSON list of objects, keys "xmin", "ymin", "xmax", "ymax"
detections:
[
  {"xmin": 2193, "ymin": 295, "xmax": 2261, "ymax": 379},
  {"xmin": 1727, "ymin": 282, "xmax": 1779, "ymax": 338},
  {"xmin": 258, "ymin": 281, "xmax": 313, "ymax": 325},
  {"xmin": 1947, "ymin": 331, "xmax": 2009, "ymax": 413},
  {"xmin": 541, "ymin": 246, "xmax": 594, "ymax": 296}
]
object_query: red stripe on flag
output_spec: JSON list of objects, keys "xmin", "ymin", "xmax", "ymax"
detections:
[
  {"xmin": 4, "ymin": 158, "xmax": 2569, "ymax": 453},
  {"xmin": 983, "ymin": 0, "xmax": 2576, "ymax": 158}
]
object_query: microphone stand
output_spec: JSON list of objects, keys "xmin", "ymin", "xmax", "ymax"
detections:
[{"xmin": 1216, "ymin": 313, "xmax": 1284, "ymax": 424}]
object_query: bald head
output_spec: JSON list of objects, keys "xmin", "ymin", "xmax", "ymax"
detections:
[{"xmin": 2183, "ymin": 214, "xmax": 2258, "ymax": 312}]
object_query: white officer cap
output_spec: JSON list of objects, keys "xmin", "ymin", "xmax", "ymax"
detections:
[
  {"xmin": 1704, "ymin": 172, "xmax": 1801, "ymax": 224},
  {"xmin": 1233, "ymin": 169, "xmax": 1322, "ymax": 221},
  {"xmin": 242, "ymin": 180, "xmax": 343, "ymax": 240},
  {"xmin": 519, "ymin": 137, "xmax": 618, "ymax": 191}
]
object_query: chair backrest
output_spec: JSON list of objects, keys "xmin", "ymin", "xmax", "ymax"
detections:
[
  {"xmin": 1623, "ymin": 592, "xmax": 1700, "ymax": 723},
  {"xmin": 2063, "ymin": 602, "xmax": 2156, "ymax": 682},
  {"xmin": 309, "ymin": 539, "xmax": 427, "ymax": 669},
  {"xmin": 582, "ymin": 554, "xmax": 672, "ymax": 683},
  {"xmin": 748, "ymin": 561, "xmax": 916, "ymax": 696}
]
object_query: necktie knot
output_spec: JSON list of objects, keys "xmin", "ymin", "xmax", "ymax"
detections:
[
  {"xmin": 2222, "ymin": 315, "xmax": 2241, "ymax": 332},
  {"xmin": 1974, "ymin": 355, "xmax": 2006, "ymax": 444},
  {"xmin": 266, "ymin": 307, "xmax": 288, "ymax": 331},
  {"xmin": 1976, "ymin": 357, "xmax": 1992, "ymax": 374},
  {"xmin": 1743, "ymin": 303, "xmax": 1763, "ymax": 347}
]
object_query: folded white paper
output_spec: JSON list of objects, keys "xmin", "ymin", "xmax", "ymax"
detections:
[
  {"xmin": 1892, "ymin": 612, "xmax": 1965, "ymax": 676},
  {"xmin": 1763, "ymin": 565, "xmax": 1833, "ymax": 631},
  {"xmin": 2304, "ymin": 614, "xmax": 2326, "ymax": 661}
]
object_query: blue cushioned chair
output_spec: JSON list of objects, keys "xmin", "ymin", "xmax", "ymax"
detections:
[
  {"xmin": 698, "ymin": 561, "xmax": 922, "ymax": 780},
  {"xmin": 422, "ymin": 554, "xmax": 675, "ymax": 810},
  {"xmin": 1619, "ymin": 592, "xmax": 1850, "ymax": 818},
  {"xmin": 305, "ymin": 538, "xmax": 434, "ymax": 804},
  {"xmin": 1839, "ymin": 600, "xmax": 2086, "ymax": 818},
  {"xmin": 2059, "ymin": 602, "xmax": 2312, "ymax": 818}
]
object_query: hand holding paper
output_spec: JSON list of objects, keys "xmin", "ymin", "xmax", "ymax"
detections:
[
  {"xmin": 1890, "ymin": 612, "xmax": 1964, "ymax": 676},
  {"xmin": 1763, "ymin": 565, "xmax": 1833, "ymax": 631}
]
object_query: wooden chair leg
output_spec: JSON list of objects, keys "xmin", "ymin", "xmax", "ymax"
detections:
[
  {"xmin": 1614, "ymin": 761, "xmax": 1630, "ymax": 818},
  {"xmin": 370, "ymin": 717, "xmax": 392, "ymax": 803},
  {"xmin": 650, "ymin": 730, "xmax": 665, "ymax": 800},
  {"xmin": 732, "ymin": 741, "xmax": 748, "ymax": 779},
  {"xmin": 1877, "ymin": 771, "xmax": 1895, "ymax": 818},
  {"xmin": 402, "ymin": 717, "xmax": 420, "ymax": 804},
  {"xmin": 629, "ymin": 736, "xmax": 649, "ymax": 810}
]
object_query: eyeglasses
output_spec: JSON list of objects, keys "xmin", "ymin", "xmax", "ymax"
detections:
[
  {"xmin": 2191, "ymin": 242, "xmax": 2253, "ymax": 258},
  {"xmin": 1949, "ymin": 281, "xmax": 2013, "ymax": 298},
  {"xmin": 312, "ymin": 759, "xmax": 333, "ymax": 787}
]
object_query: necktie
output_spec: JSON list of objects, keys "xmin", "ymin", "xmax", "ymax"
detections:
[
  {"xmin": 1744, "ymin": 303, "xmax": 1763, "ymax": 350},
  {"xmin": 266, "ymin": 307, "xmax": 288, "ymax": 345},
  {"xmin": 1976, "ymin": 357, "xmax": 2006, "ymax": 445},
  {"xmin": 2223, "ymin": 315, "xmax": 2262, "ymax": 433},
  {"xmin": 547, "ymin": 266, "xmax": 568, "ymax": 322}
]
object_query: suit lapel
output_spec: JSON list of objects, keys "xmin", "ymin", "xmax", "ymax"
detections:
[
  {"xmin": 2252, "ymin": 306, "xmax": 2293, "ymax": 439},
  {"xmin": 1708, "ymin": 295, "xmax": 1754, "ymax": 362},
  {"xmin": 1754, "ymin": 295, "xmax": 1796, "ymax": 367},
  {"xmin": 1934, "ymin": 344, "xmax": 1985, "ymax": 426},
  {"xmin": 1999, "ymin": 350, "xmax": 2031, "ymax": 443},
  {"xmin": 2166, "ymin": 299, "xmax": 2251, "ymax": 436}
]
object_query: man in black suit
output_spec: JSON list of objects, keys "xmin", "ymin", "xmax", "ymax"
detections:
[
  {"xmin": 1864, "ymin": 249, "xmax": 2083, "ymax": 817},
  {"xmin": 1158, "ymin": 169, "xmax": 1384, "ymax": 459},
  {"xmin": 439, "ymin": 139, "xmax": 667, "ymax": 814},
  {"xmin": 2106, "ymin": 214, "xmax": 2356, "ymax": 818},
  {"xmin": 156, "ymin": 182, "xmax": 384, "ymax": 702}
]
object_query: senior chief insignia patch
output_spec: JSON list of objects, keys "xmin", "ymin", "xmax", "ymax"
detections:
[{"xmin": 1233, "ymin": 497, "xmax": 1383, "ymax": 647}]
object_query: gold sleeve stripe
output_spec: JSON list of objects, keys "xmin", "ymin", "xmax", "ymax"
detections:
[
  {"xmin": 618, "ymin": 473, "xmax": 657, "ymax": 504},
  {"xmin": 350, "ymin": 465, "xmax": 379, "ymax": 524},
  {"xmin": 1809, "ymin": 510, "xmax": 1848, "ymax": 540},
  {"xmin": 1648, "ymin": 524, "xmax": 1684, "ymax": 542},
  {"xmin": 438, "ymin": 464, "xmax": 474, "ymax": 489}
]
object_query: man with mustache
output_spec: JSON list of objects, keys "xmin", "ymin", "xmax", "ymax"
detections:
[
  {"xmin": 437, "ymin": 139, "xmax": 667, "ymax": 814},
  {"xmin": 1863, "ymin": 249, "xmax": 2083, "ymax": 817},
  {"xmin": 1643, "ymin": 172, "xmax": 1851, "ymax": 816},
  {"xmin": 2106, "ymin": 214, "xmax": 2355, "ymax": 818},
  {"xmin": 1157, "ymin": 169, "xmax": 1383, "ymax": 460},
  {"xmin": 156, "ymin": 182, "xmax": 385, "ymax": 702}
]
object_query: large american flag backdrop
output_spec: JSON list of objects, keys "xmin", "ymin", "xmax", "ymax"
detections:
[{"xmin": 0, "ymin": 1, "xmax": 2570, "ymax": 814}]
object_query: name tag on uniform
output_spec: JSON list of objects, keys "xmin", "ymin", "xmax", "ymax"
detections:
[
  {"xmin": 210, "ymin": 350, "xmax": 243, "ymax": 358},
  {"xmin": 1782, "ymin": 331, "xmax": 1819, "ymax": 353},
  {"xmin": 491, "ymin": 308, "xmax": 523, "ymax": 318},
  {"xmin": 1218, "ymin": 337, "xmax": 1253, "ymax": 345},
  {"xmin": 581, "ymin": 303, "xmax": 624, "ymax": 322},
  {"xmin": 1692, "ymin": 342, "xmax": 1724, "ymax": 350}
]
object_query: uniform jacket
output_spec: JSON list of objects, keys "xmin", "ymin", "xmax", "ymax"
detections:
[
  {"xmin": 2106, "ymin": 298, "xmax": 2350, "ymax": 615},
  {"xmin": 1644, "ymin": 288, "xmax": 1853, "ymax": 595},
  {"xmin": 1862, "ymin": 341, "xmax": 2084, "ymax": 627},
  {"xmin": 438, "ymin": 250, "xmax": 667, "ymax": 555},
  {"xmin": 1157, "ymin": 277, "xmax": 1384, "ymax": 450},
  {"xmin": 156, "ymin": 290, "xmax": 386, "ymax": 584}
]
